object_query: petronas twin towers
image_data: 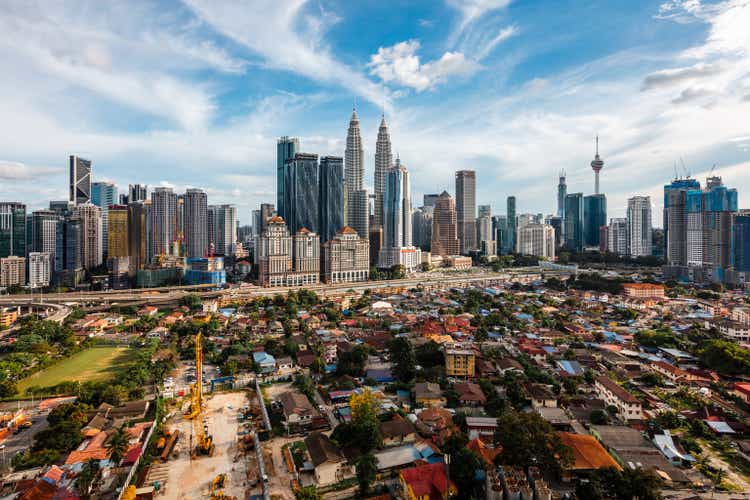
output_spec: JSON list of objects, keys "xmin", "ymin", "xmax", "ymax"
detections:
[{"xmin": 344, "ymin": 108, "xmax": 395, "ymax": 239}]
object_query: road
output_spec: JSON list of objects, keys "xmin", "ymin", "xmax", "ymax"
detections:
[
  {"xmin": 0, "ymin": 267, "xmax": 571, "ymax": 308},
  {"xmin": 313, "ymin": 389, "xmax": 339, "ymax": 430},
  {"xmin": 0, "ymin": 411, "xmax": 49, "ymax": 471}
]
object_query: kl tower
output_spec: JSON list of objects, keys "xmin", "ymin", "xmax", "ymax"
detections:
[{"xmin": 590, "ymin": 135, "xmax": 604, "ymax": 195}]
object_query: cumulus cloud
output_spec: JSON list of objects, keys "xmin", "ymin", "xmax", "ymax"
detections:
[
  {"xmin": 368, "ymin": 40, "xmax": 480, "ymax": 92},
  {"xmin": 642, "ymin": 63, "xmax": 722, "ymax": 90}
]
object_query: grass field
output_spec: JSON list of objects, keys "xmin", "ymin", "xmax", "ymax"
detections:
[{"xmin": 17, "ymin": 347, "xmax": 137, "ymax": 393}]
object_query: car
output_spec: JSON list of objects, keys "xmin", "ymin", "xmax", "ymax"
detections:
[
  {"xmin": 262, "ymin": 474, "xmax": 268, "ymax": 482},
  {"xmin": 20, "ymin": 421, "xmax": 33, "ymax": 429}
]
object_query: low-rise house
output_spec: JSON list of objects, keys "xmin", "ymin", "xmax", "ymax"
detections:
[
  {"xmin": 414, "ymin": 382, "xmax": 446, "ymax": 408},
  {"xmin": 380, "ymin": 417, "xmax": 417, "ymax": 447},
  {"xmin": 526, "ymin": 383, "xmax": 558, "ymax": 409},
  {"xmin": 276, "ymin": 356, "xmax": 294, "ymax": 373},
  {"xmin": 253, "ymin": 351, "xmax": 276, "ymax": 374},
  {"xmin": 416, "ymin": 407, "xmax": 456, "ymax": 445},
  {"xmin": 466, "ymin": 416, "xmax": 498, "ymax": 441},
  {"xmin": 305, "ymin": 432, "xmax": 352, "ymax": 486},
  {"xmin": 594, "ymin": 376, "xmax": 642, "ymax": 421},
  {"xmin": 732, "ymin": 382, "xmax": 750, "ymax": 404},
  {"xmin": 279, "ymin": 391, "xmax": 318, "ymax": 427},
  {"xmin": 558, "ymin": 432, "xmax": 621, "ymax": 481},
  {"xmin": 454, "ymin": 382, "xmax": 486, "ymax": 407},
  {"xmin": 496, "ymin": 358, "xmax": 524, "ymax": 375},
  {"xmin": 399, "ymin": 462, "xmax": 457, "ymax": 499},
  {"xmin": 652, "ymin": 430, "xmax": 696, "ymax": 467}
]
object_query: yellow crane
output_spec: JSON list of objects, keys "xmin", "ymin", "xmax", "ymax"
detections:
[{"xmin": 185, "ymin": 331, "xmax": 214, "ymax": 457}]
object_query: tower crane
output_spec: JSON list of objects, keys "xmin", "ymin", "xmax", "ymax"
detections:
[{"xmin": 185, "ymin": 331, "xmax": 215, "ymax": 457}]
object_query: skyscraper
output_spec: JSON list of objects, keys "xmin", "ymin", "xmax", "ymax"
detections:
[
  {"xmin": 129, "ymin": 184, "xmax": 148, "ymax": 203},
  {"xmin": 477, "ymin": 214, "xmax": 495, "ymax": 256},
  {"xmin": 184, "ymin": 189, "xmax": 208, "ymax": 258},
  {"xmin": 627, "ymin": 196, "xmax": 652, "ymax": 257},
  {"xmin": 423, "ymin": 194, "xmax": 440, "ymax": 208},
  {"xmin": 606, "ymin": 218, "xmax": 628, "ymax": 255},
  {"xmin": 277, "ymin": 136, "xmax": 299, "ymax": 220},
  {"xmin": 456, "ymin": 170, "xmax": 477, "ymax": 254},
  {"xmin": 0, "ymin": 202, "xmax": 27, "ymax": 258},
  {"xmin": 107, "ymin": 205, "xmax": 129, "ymax": 259},
  {"xmin": 374, "ymin": 115, "xmax": 393, "ymax": 227},
  {"xmin": 31, "ymin": 210, "xmax": 58, "ymax": 266},
  {"xmin": 344, "ymin": 108, "xmax": 366, "ymax": 230},
  {"xmin": 318, "ymin": 156, "xmax": 345, "ymax": 244},
  {"xmin": 73, "ymin": 203, "xmax": 103, "ymax": 269},
  {"xmin": 733, "ymin": 215, "xmax": 750, "ymax": 278},
  {"xmin": 69, "ymin": 155, "xmax": 92, "ymax": 205},
  {"xmin": 283, "ymin": 153, "xmax": 319, "ymax": 235},
  {"xmin": 478, "ymin": 205, "xmax": 491, "ymax": 218},
  {"xmin": 584, "ymin": 194, "xmax": 607, "ymax": 248},
  {"xmin": 431, "ymin": 191, "xmax": 460, "ymax": 258},
  {"xmin": 56, "ymin": 216, "xmax": 81, "ymax": 273},
  {"xmin": 564, "ymin": 193, "xmax": 584, "ymax": 252},
  {"xmin": 127, "ymin": 202, "xmax": 148, "ymax": 275},
  {"xmin": 590, "ymin": 136, "xmax": 604, "ymax": 195},
  {"xmin": 92, "ymin": 181, "xmax": 117, "ymax": 258},
  {"xmin": 412, "ymin": 206, "xmax": 433, "ymax": 250},
  {"xmin": 379, "ymin": 158, "xmax": 421, "ymax": 271},
  {"xmin": 506, "ymin": 196, "xmax": 517, "ymax": 253},
  {"xmin": 517, "ymin": 223, "xmax": 555, "ymax": 259},
  {"xmin": 493, "ymin": 215, "xmax": 509, "ymax": 255},
  {"xmin": 150, "ymin": 187, "xmax": 178, "ymax": 260}
]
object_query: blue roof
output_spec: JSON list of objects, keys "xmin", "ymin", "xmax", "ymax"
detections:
[
  {"xmin": 253, "ymin": 351, "xmax": 275, "ymax": 364},
  {"xmin": 557, "ymin": 360, "xmax": 584, "ymax": 376}
]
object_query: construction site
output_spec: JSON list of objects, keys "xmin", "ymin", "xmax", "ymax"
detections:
[{"xmin": 138, "ymin": 332, "xmax": 289, "ymax": 500}]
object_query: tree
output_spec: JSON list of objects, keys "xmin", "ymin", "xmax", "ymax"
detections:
[
  {"xmin": 449, "ymin": 448, "xmax": 482, "ymax": 497},
  {"xmin": 415, "ymin": 341, "xmax": 444, "ymax": 368},
  {"xmin": 576, "ymin": 467, "xmax": 662, "ymax": 500},
  {"xmin": 295, "ymin": 486, "xmax": 322, "ymax": 500},
  {"xmin": 698, "ymin": 340, "xmax": 750, "ymax": 375},
  {"xmin": 180, "ymin": 293, "xmax": 202, "ymax": 310},
  {"xmin": 355, "ymin": 453, "xmax": 378, "ymax": 496},
  {"xmin": 106, "ymin": 426, "xmax": 129, "ymax": 466},
  {"xmin": 388, "ymin": 337, "xmax": 416, "ymax": 382},
  {"xmin": 76, "ymin": 458, "xmax": 100, "ymax": 499},
  {"xmin": 349, "ymin": 389, "xmax": 382, "ymax": 452},
  {"xmin": 390, "ymin": 264, "xmax": 406, "ymax": 280},
  {"xmin": 336, "ymin": 345, "xmax": 368, "ymax": 377},
  {"xmin": 494, "ymin": 411, "xmax": 573, "ymax": 475},
  {"xmin": 0, "ymin": 378, "xmax": 18, "ymax": 398},
  {"xmin": 589, "ymin": 409, "xmax": 609, "ymax": 425}
]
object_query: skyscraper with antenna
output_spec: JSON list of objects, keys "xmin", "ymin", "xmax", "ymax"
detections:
[
  {"xmin": 557, "ymin": 170, "xmax": 567, "ymax": 218},
  {"xmin": 591, "ymin": 135, "xmax": 604, "ymax": 195}
]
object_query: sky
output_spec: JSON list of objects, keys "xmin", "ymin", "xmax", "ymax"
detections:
[{"xmin": 1, "ymin": 0, "xmax": 749, "ymax": 225}]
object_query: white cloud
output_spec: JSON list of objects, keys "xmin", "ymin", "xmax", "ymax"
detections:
[
  {"xmin": 446, "ymin": 0, "xmax": 513, "ymax": 35},
  {"xmin": 445, "ymin": 0, "xmax": 516, "ymax": 60},
  {"xmin": 183, "ymin": 0, "xmax": 390, "ymax": 110},
  {"xmin": 641, "ymin": 62, "xmax": 723, "ymax": 90},
  {"xmin": 368, "ymin": 40, "xmax": 480, "ymax": 92},
  {"xmin": 0, "ymin": 161, "xmax": 63, "ymax": 180}
]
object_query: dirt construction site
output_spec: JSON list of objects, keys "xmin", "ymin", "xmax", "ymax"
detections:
[{"xmin": 153, "ymin": 391, "xmax": 252, "ymax": 500}]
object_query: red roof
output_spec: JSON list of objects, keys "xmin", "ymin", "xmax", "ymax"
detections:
[{"xmin": 400, "ymin": 462, "xmax": 454, "ymax": 499}]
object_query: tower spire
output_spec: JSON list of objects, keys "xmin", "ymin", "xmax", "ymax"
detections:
[{"xmin": 590, "ymin": 135, "xmax": 604, "ymax": 195}]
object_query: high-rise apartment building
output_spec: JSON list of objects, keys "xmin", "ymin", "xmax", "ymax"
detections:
[
  {"xmin": 733, "ymin": 215, "xmax": 750, "ymax": 279},
  {"xmin": 547, "ymin": 216, "xmax": 564, "ymax": 249},
  {"xmin": 627, "ymin": 196, "xmax": 652, "ymax": 257},
  {"xmin": 456, "ymin": 170, "xmax": 477, "ymax": 254},
  {"xmin": 664, "ymin": 177, "xmax": 700, "ymax": 263},
  {"xmin": 92, "ymin": 181, "xmax": 117, "ymax": 258},
  {"xmin": 0, "ymin": 256, "xmax": 25, "ymax": 287},
  {"xmin": 606, "ymin": 218, "xmax": 628, "ymax": 255},
  {"xmin": 283, "ymin": 153, "xmax": 319, "ymax": 235},
  {"xmin": 477, "ymin": 214, "xmax": 496, "ymax": 256},
  {"xmin": 208, "ymin": 204, "xmax": 237, "ymax": 256},
  {"xmin": 184, "ymin": 189, "xmax": 208, "ymax": 258},
  {"xmin": 373, "ymin": 115, "xmax": 393, "ymax": 227},
  {"xmin": 150, "ymin": 187, "xmax": 178, "ymax": 261},
  {"xmin": 292, "ymin": 229, "xmax": 320, "ymax": 285},
  {"xmin": 506, "ymin": 196, "xmax": 517, "ymax": 253},
  {"xmin": 318, "ymin": 156, "xmax": 345, "ymax": 244},
  {"xmin": 322, "ymin": 227, "xmax": 369, "ymax": 284},
  {"xmin": 28, "ymin": 252, "xmax": 51, "ymax": 288},
  {"xmin": 493, "ymin": 215, "xmax": 509, "ymax": 255},
  {"xmin": 564, "ymin": 193, "xmax": 584, "ymax": 252},
  {"xmin": 557, "ymin": 170, "xmax": 567, "ymax": 218},
  {"xmin": 0, "ymin": 203, "xmax": 27, "ymax": 258},
  {"xmin": 412, "ymin": 206, "xmax": 433, "ymax": 250},
  {"xmin": 277, "ymin": 136, "xmax": 299, "ymax": 220},
  {"xmin": 56, "ymin": 217, "xmax": 82, "ymax": 273},
  {"xmin": 107, "ymin": 205, "xmax": 129, "ymax": 259},
  {"xmin": 584, "ymin": 194, "xmax": 607, "ymax": 248},
  {"xmin": 257, "ymin": 216, "xmax": 319, "ymax": 286},
  {"xmin": 69, "ymin": 155, "xmax": 92, "ymax": 206},
  {"xmin": 431, "ymin": 191, "xmax": 460, "ymax": 258},
  {"xmin": 73, "ymin": 204, "xmax": 103, "ymax": 270},
  {"xmin": 517, "ymin": 223, "xmax": 555, "ymax": 259},
  {"xmin": 129, "ymin": 184, "xmax": 148, "ymax": 203}
]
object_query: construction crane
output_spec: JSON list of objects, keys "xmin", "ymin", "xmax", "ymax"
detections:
[{"xmin": 185, "ymin": 331, "xmax": 215, "ymax": 457}]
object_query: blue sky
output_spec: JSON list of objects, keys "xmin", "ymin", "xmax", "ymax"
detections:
[{"xmin": 1, "ymin": 0, "xmax": 749, "ymax": 224}]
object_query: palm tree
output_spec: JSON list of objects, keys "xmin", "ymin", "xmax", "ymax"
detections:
[
  {"xmin": 76, "ymin": 458, "xmax": 99, "ymax": 500},
  {"xmin": 106, "ymin": 426, "xmax": 130, "ymax": 467}
]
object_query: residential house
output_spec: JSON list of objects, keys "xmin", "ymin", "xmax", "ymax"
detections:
[
  {"xmin": 380, "ymin": 417, "xmax": 417, "ymax": 447},
  {"xmin": 413, "ymin": 382, "xmax": 446, "ymax": 408},
  {"xmin": 399, "ymin": 462, "xmax": 457, "ymax": 500},
  {"xmin": 465, "ymin": 416, "xmax": 498, "ymax": 441},
  {"xmin": 558, "ymin": 432, "xmax": 621, "ymax": 481},
  {"xmin": 278, "ymin": 391, "xmax": 318, "ymax": 427},
  {"xmin": 253, "ymin": 351, "xmax": 276, "ymax": 374},
  {"xmin": 594, "ymin": 375, "xmax": 642, "ymax": 421},
  {"xmin": 454, "ymin": 382, "xmax": 486, "ymax": 407},
  {"xmin": 305, "ymin": 432, "xmax": 352, "ymax": 486},
  {"xmin": 526, "ymin": 383, "xmax": 558, "ymax": 409}
]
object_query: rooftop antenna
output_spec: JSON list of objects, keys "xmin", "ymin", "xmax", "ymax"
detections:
[
  {"xmin": 673, "ymin": 161, "xmax": 679, "ymax": 180},
  {"xmin": 680, "ymin": 157, "xmax": 690, "ymax": 178}
]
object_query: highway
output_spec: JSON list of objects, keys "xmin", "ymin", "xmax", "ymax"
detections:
[{"xmin": 0, "ymin": 266, "xmax": 573, "ymax": 308}]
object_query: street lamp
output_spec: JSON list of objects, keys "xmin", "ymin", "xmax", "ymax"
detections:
[{"xmin": 444, "ymin": 453, "xmax": 451, "ymax": 499}]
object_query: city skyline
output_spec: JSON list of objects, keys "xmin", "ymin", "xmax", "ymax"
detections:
[{"xmin": 1, "ymin": 1, "xmax": 748, "ymax": 223}]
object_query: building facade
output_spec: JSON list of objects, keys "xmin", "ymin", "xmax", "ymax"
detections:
[
  {"xmin": 564, "ymin": 193, "xmax": 584, "ymax": 252},
  {"xmin": 322, "ymin": 227, "xmax": 369, "ymax": 284},
  {"xmin": 606, "ymin": 218, "xmax": 628, "ymax": 255},
  {"xmin": 506, "ymin": 196, "xmax": 517, "ymax": 254},
  {"xmin": 373, "ymin": 115, "xmax": 393, "ymax": 228},
  {"xmin": 283, "ymin": 153, "xmax": 319, "ymax": 235},
  {"xmin": 73, "ymin": 203, "xmax": 103, "ymax": 270},
  {"xmin": 584, "ymin": 194, "xmax": 607, "ymax": 248},
  {"xmin": 0, "ymin": 202, "xmax": 27, "ymax": 258},
  {"xmin": 107, "ymin": 205, "xmax": 129, "ymax": 259},
  {"xmin": 0, "ymin": 256, "xmax": 25, "ymax": 287},
  {"xmin": 69, "ymin": 155, "xmax": 92, "ymax": 205},
  {"xmin": 208, "ymin": 204, "xmax": 237, "ymax": 256},
  {"xmin": 431, "ymin": 191, "xmax": 460, "ymax": 258},
  {"xmin": 517, "ymin": 223, "xmax": 555, "ymax": 260},
  {"xmin": 150, "ymin": 187, "xmax": 178, "ymax": 261},
  {"xmin": 277, "ymin": 136, "xmax": 299, "ymax": 220},
  {"xmin": 91, "ymin": 181, "xmax": 117, "ymax": 257},
  {"xmin": 28, "ymin": 252, "xmax": 51, "ymax": 288},
  {"xmin": 184, "ymin": 188, "xmax": 208, "ymax": 258},
  {"xmin": 31, "ymin": 210, "xmax": 58, "ymax": 266},
  {"xmin": 379, "ymin": 159, "xmax": 421, "ymax": 271}
]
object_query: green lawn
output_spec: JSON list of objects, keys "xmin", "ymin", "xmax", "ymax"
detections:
[{"xmin": 17, "ymin": 347, "xmax": 137, "ymax": 393}]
